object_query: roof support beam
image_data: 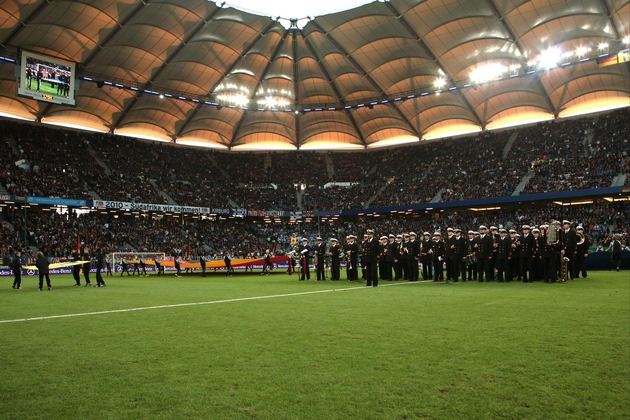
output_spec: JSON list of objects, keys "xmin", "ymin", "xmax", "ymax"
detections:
[
  {"xmin": 301, "ymin": 32, "xmax": 367, "ymax": 147},
  {"xmin": 1, "ymin": 0, "xmax": 49, "ymax": 49},
  {"xmin": 485, "ymin": 0, "xmax": 558, "ymax": 117},
  {"xmin": 308, "ymin": 20, "xmax": 421, "ymax": 138},
  {"xmin": 111, "ymin": 5, "xmax": 225, "ymax": 135},
  {"xmin": 600, "ymin": 0, "xmax": 621, "ymax": 40},
  {"xmin": 81, "ymin": 1, "xmax": 150, "ymax": 67},
  {"xmin": 385, "ymin": 1, "xmax": 484, "ymax": 129},
  {"xmin": 174, "ymin": 19, "xmax": 279, "ymax": 141}
]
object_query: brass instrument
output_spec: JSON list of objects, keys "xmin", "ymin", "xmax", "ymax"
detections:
[
  {"xmin": 345, "ymin": 250, "xmax": 353, "ymax": 271},
  {"xmin": 576, "ymin": 232, "xmax": 585, "ymax": 246}
]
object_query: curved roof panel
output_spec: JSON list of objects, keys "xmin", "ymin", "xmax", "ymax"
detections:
[{"xmin": 0, "ymin": 0, "xmax": 627, "ymax": 149}]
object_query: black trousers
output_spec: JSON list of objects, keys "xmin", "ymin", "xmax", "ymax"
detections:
[
  {"xmin": 83, "ymin": 268, "xmax": 91, "ymax": 285},
  {"xmin": 543, "ymin": 255, "xmax": 557, "ymax": 282},
  {"xmin": 315, "ymin": 258, "xmax": 325, "ymax": 280},
  {"xmin": 365, "ymin": 261, "xmax": 378, "ymax": 286},
  {"xmin": 432, "ymin": 257, "xmax": 443, "ymax": 280},
  {"xmin": 421, "ymin": 256, "xmax": 432, "ymax": 280},
  {"xmin": 574, "ymin": 254, "xmax": 587, "ymax": 278},
  {"xmin": 379, "ymin": 261, "xmax": 392, "ymax": 280},
  {"xmin": 13, "ymin": 270, "xmax": 22, "ymax": 287},
  {"xmin": 408, "ymin": 259, "xmax": 419, "ymax": 281},
  {"xmin": 393, "ymin": 260, "xmax": 402, "ymax": 280},
  {"xmin": 401, "ymin": 258, "xmax": 408, "ymax": 280},
  {"xmin": 73, "ymin": 269, "xmax": 81, "ymax": 284},
  {"xmin": 300, "ymin": 258, "xmax": 310, "ymax": 280},
  {"xmin": 39, "ymin": 273, "xmax": 51, "ymax": 289},
  {"xmin": 476, "ymin": 257, "xmax": 490, "ymax": 282},
  {"xmin": 96, "ymin": 268, "xmax": 105, "ymax": 286},
  {"xmin": 520, "ymin": 256, "xmax": 533, "ymax": 282},
  {"xmin": 330, "ymin": 259, "xmax": 340, "ymax": 280},
  {"xmin": 495, "ymin": 258, "xmax": 509, "ymax": 282}
]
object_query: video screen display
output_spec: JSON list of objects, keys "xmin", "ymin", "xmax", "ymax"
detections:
[{"xmin": 17, "ymin": 50, "xmax": 76, "ymax": 106}]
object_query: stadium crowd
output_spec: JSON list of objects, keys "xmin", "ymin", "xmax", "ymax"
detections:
[
  {"xmin": 0, "ymin": 108, "xmax": 626, "ymax": 212},
  {"xmin": 1, "ymin": 202, "xmax": 627, "ymax": 263}
]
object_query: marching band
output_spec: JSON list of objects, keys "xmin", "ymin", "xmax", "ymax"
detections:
[{"xmin": 287, "ymin": 220, "xmax": 592, "ymax": 284}]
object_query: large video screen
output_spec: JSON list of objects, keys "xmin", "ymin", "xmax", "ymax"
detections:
[{"xmin": 17, "ymin": 50, "xmax": 76, "ymax": 106}]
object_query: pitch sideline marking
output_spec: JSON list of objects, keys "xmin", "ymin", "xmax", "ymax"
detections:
[{"xmin": 0, "ymin": 280, "xmax": 427, "ymax": 324}]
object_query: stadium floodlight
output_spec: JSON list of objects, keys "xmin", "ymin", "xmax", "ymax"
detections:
[
  {"xmin": 623, "ymin": 35, "xmax": 630, "ymax": 45},
  {"xmin": 575, "ymin": 46, "xmax": 591, "ymax": 57},
  {"xmin": 433, "ymin": 77, "xmax": 446, "ymax": 89},
  {"xmin": 598, "ymin": 42, "xmax": 609, "ymax": 51},
  {"xmin": 469, "ymin": 63, "xmax": 506, "ymax": 84},
  {"xmin": 537, "ymin": 46, "xmax": 561, "ymax": 69}
]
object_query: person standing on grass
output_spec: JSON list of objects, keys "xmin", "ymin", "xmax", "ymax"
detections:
[
  {"xmin": 154, "ymin": 256, "xmax": 163, "ymax": 276},
  {"xmin": 139, "ymin": 256, "xmax": 147, "ymax": 277},
  {"xmin": 12, "ymin": 250, "xmax": 23, "ymax": 289},
  {"xmin": 72, "ymin": 249, "xmax": 82, "ymax": 286},
  {"xmin": 199, "ymin": 254, "xmax": 207, "ymax": 277},
  {"xmin": 120, "ymin": 258, "xmax": 130, "ymax": 276},
  {"xmin": 35, "ymin": 251, "xmax": 52, "ymax": 291},
  {"xmin": 95, "ymin": 246, "xmax": 106, "ymax": 287},
  {"xmin": 224, "ymin": 253, "xmax": 234, "ymax": 277},
  {"xmin": 81, "ymin": 247, "xmax": 92, "ymax": 287},
  {"xmin": 607, "ymin": 235, "xmax": 622, "ymax": 272},
  {"xmin": 174, "ymin": 254, "xmax": 182, "ymax": 277}
]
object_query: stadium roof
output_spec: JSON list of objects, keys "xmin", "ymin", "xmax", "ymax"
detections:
[{"xmin": 0, "ymin": 0, "xmax": 628, "ymax": 150}]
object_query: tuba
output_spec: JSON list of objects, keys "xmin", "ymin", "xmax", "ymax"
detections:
[{"xmin": 576, "ymin": 232, "xmax": 585, "ymax": 246}]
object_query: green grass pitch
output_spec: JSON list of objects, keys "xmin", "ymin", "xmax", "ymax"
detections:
[{"xmin": 1, "ymin": 271, "xmax": 628, "ymax": 419}]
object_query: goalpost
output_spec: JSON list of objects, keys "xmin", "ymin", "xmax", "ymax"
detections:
[{"xmin": 111, "ymin": 252, "xmax": 166, "ymax": 273}]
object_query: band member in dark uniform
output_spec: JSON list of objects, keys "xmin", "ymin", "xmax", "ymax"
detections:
[
  {"xmin": 314, "ymin": 237, "xmax": 326, "ymax": 281},
  {"xmin": 82, "ymin": 246, "xmax": 92, "ymax": 287},
  {"xmin": 344, "ymin": 235, "xmax": 359, "ymax": 281},
  {"xmin": 489, "ymin": 226, "xmax": 500, "ymax": 281},
  {"xmin": 431, "ymin": 232, "xmax": 445, "ymax": 281},
  {"xmin": 445, "ymin": 228, "xmax": 455, "ymax": 281},
  {"xmin": 495, "ymin": 229, "xmax": 511, "ymax": 282},
  {"xmin": 36, "ymin": 251, "xmax": 52, "ymax": 291},
  {"xmin": 575, "ymin": 226, "xmax": 589, "ymax": 278},
  {"xmin": 199, "ymin": 254, "xmax": 207, "ymax": 277},
  {"xmin": 541, "ymin": 223, "xmax": 557, "ymax": 282},
  {"xmin": 378, "ymin": 236, "xmax": 389, "ymax": 281},
  {"xmin": 407, "ymin": 232, "xmax": 420, "ymax": 282},
  {"xmin": 95, "ymin": 246, "xmax": 106, "ymax": 287},
  {"xmin": 454, "ymin": 229, "xmax": 467, "ymax": 282},
  {"xmin": 509, "ymin": 229, "xmax": 521, "ymax": 281},
  {"xmin": 421, "ymin": 232, "xmax": 433, "ymax": 280},
  {"xmin": 561, "ymin": 220, "xmax": 577, "ymax": 280},
  {"xmin": 392, "ymin": 234, "xmax": 403, "ymax": 280},
  {"xmin": 401, "ymin": 233, "xmax": 410, "ymax": 280},
  {"xmin": 363, "ymin": 229, "xmax": 379, "ymax": 287},
  {"xmin": 359, "ymin": 234, "xmax": 369, "ymax": 280},
  {"xmin": 531, "ymin": 228, "xmax": 543, "ymax": 281},
  {"xmin": 329, "ymin": 238, "xmax": 341, "ymax": 281},
  {"xmin": 385, "ymin": 234, "xmax": 396, "ymax": 281},
  {"xmin": 517, "ymin": 225, "xmax": 536, "ymax": 282},
  {"xmin": 105, "ymin": 254, "xmax": 113, "ymax": 276},
  {"xmin": 11, "ymin": 250, "xmax": 22, "ymax": 289},
  {"xmin": 298, "ymin": 238, "xmax": 311, "ymax": 281},
  {"xmin": 475, "ymin": 226, "xmax": 493, "ymax": 282},
  {"xmin": 72, "ymin": 249, "xmax": 82, "ymax": 285},
  {"xmin": 465, "ymin": 231, "xmax": 477, "ymax": 282}
]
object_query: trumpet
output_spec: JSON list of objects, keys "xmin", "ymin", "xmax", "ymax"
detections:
[{"xmin": 345, "ymin": 251, "xmax": 353, "ymax": 271}]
